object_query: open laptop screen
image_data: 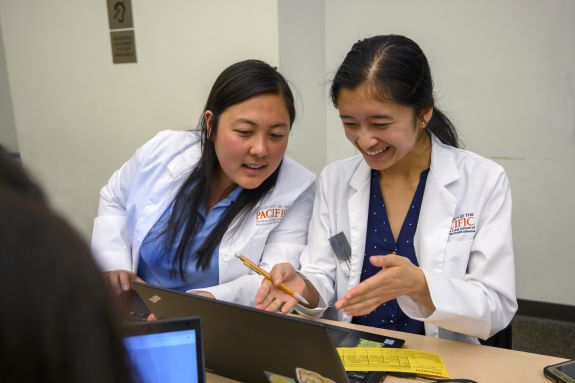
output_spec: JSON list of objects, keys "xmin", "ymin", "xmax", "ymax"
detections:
[{"xmin": 123, "ymin": 317, "xmax": 205, "ymax": 383}]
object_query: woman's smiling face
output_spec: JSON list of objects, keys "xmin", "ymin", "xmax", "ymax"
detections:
[
  {"xmin": 206, "ymin": 93, "xmax": 291, "ymax": 191},
  {"xmin": 337, "ymin": 84, "xmax": 428, "ymax": 172}
]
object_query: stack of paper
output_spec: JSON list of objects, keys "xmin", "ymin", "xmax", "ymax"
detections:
[{"xmin": 337, "ymin": 348, "xmax": 450, "ymax": 378}]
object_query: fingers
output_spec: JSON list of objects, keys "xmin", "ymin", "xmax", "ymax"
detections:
[
  {"xmin": 369, "ymin": 253, "xmax": 404, "ymax": 268},
  {"xmin": 255, "ymin": 279, "xmax": 298, "ymax": 313},
  {"xmin": 147, "ymin": 313, "xmax": 157, "ymax": 322},
  {"xmin": 343, "ymin": 273, "xmax": 384, "ymax": 301},
  {"xmin": 269, "ymin": 263, "xmax": 295, "ymax": 286},
  {"xmin": 335, "ymin": 289, "xmax": 378, "ymax": 311},
  {"xmin": 337, "ymin": 296, "xmax": 382, "ymax": 316},
  {"xmin": 268, "ymin": 298, "xmax": 285, "ymax": 313},
  {"xmin": 260, "ymin": 290, "xmax": 276, "ymax": 308},
  {"xmin": 105, "ymin": 270, "xmax": 139, "ymax": 295},
  {"xmin": 106, "ymin": 273, "xmax": 122, "ymax": 295},
  {"xmin": 335, "ymin": 267, "xmax": 399, "ymax": 314},
  {"xmin": 281, "ymin": 297, "xmax": 299, "ymax": 314},
  {"xmin": 118, "ymin": 271, "xmax": 132, "ymax": 293},
  {"xmin": 106, "ymin": 271, "xmax": 124, "ymax": 295},
  {"xmin": 257, "ymin": 263, "xmax": 306, "ymax": 313},
  {"xmin": 369, "ymin": 255, "xmax": 388, "ymax": 267},
  {"xmin": 268, "ymin": 296, "xmax": 298, "ymax": 314},
  {"xmin": 259, "ymin": 287, "xmax": 291, "ymax": 311},
  {"xmin": 255, "ymin": 279, "xmax": 273, "ymax": 306},
  {"xmin": 256, "ymin": 280, "xmax": 289, "ymax": 311},
  {"xmin": 336, "ymin": 279, "xmax": 388, "ymax": 313},
  {"xmin": 341, "ymin": 254, "xmax": 402, "ymax": 301},
  {"xmin": 335, "ymin": 254, "xmax": 419, "ymax": 316}
]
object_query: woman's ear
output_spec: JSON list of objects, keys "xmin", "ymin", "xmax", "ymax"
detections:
[
  {"xmin": 419, "ymin": 107, "xmax": 433, "ymax": 128},
  {"xmin": 204, "ymin": 110, "xmax": 214, "ymax": 139}
]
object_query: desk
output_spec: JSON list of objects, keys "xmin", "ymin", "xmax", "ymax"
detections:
[{"xmin": 206, "ymin": 316, "xmax": 567, "ymax": 383}]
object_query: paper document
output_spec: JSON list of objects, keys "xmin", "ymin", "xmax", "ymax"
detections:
[{"xmin": 337, "ymin": 348, "xmax": 450, "ymax": 378}]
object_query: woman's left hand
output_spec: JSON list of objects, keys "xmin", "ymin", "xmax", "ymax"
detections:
[{"xmin": 334, "ymin": 253, "xmax": 434, "ymax": 316}]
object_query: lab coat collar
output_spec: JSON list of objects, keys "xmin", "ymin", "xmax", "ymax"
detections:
[
  {"xmin": 347, "ymin": 159, "xmax": 371, "ymax": 299},
  {"xmin": 166, "ymin": 134, "xmax": 202, "ymax": 179},
  {"xmin": 429, "ymin": 134, "xmax": 459, "ymax": 187},
  {"xmin": 349, "ymin": 157, "xmax": 371, "ymax": 192},
  {"xmin": 415, "ymin": 134, "xmax": 459, "ymax": 271}
]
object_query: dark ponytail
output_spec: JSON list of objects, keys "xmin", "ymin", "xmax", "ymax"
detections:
[
  {"xmin": 428, "ymin": 107, "xmax": 459, "ymax": 148},
  {"xmin": 330, "ymin": 35, "xmax": 459, "ymax": 148}
]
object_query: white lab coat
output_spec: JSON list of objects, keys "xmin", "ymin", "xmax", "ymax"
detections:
[
  {"xmin": 298, "ymin": 135, "xmax": 517, "ymax": 343},
  {"xmin": 91, "ymin": 130, "xmax": 315, "ymax": 307}
]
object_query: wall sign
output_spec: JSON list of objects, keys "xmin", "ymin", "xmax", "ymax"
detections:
[
  {"xmin": 106, "ymin": 0, "xmax": 137, "ymax": 64},
  {"xmin": 107, "ymin": 0, "xmax": 134, "ymax": 29},
  {"xmin": 110, "ymin": 30, "xmax": 137, "ymax": 64}
]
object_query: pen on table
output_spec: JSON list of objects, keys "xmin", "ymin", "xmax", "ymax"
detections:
[{"xmin": 236, "ymin": 254, "xmax": 310, "ymax": 306}]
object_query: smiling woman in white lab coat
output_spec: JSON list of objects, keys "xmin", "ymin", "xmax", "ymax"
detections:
[
  {"xmin": 256, "ymin": 35, "xmax": 517, "ymax": 343},
  {"xmin": 91, "ymin": 60, "xmax": 315, "ymax": 307}
]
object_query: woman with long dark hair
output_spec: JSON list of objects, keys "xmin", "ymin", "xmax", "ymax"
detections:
[
  {"xmin": 92, "ymin": 60, "xmax": 315, "ymax": 306},
  {"xmin": 0, "ymin": 147, "xmax": 134, "ymax": 382},
  {"xmin": 256, "ymin": 35, "xmax": 517, "ymax": 344}
]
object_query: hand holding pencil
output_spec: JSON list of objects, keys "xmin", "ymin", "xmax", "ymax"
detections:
[{"xmin": 237, "ymin": 254, "xmax": 310, "ymax": 307}]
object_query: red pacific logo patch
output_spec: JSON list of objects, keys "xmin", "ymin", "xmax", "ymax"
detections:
[
  {"xmin": 450, "ymin": 213, "xmax": 476, "ymax": 235},
  {"xmin": 255, "ymin": 205, "xmax": 288, "ymax": 226}
]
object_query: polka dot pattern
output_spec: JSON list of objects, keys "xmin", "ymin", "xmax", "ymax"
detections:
[{"xmin": 352, "ymin": 169, "xmax": 429, "ymax": 335}]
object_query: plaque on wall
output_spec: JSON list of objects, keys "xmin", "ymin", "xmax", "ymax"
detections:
[
  {"xmin": 110, "ymin": 30, "xmax": 137, "ymax": 64},
  {"xmin": 107, "ymin": 0, "xmax": 134, "ymax": 30}
]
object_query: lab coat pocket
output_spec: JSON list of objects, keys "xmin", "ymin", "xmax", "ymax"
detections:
[{"xmin": 443, "ymin": 239, "xmax": 473, "ymax": 278}]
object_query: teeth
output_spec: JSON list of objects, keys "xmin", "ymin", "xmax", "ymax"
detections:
[
  {"xmin": 365, "ymin": 147, "xmax": 387, "ymax": 156},
  {"xmin": 245, "ymin": 164, "xmax": 264, "ymax": 169}
]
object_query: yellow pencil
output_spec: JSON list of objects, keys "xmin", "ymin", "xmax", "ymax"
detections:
[{"xmin": 236, "ymin": 254, "xmax": 310, "ymax": 306}]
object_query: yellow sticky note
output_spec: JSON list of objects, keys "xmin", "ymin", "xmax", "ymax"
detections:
[{"xmin": 337, "ymin": 348, "xmax": 450, "ymax": 378}]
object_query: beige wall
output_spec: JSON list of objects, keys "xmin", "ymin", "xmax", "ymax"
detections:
[
  {"xmin": 0, "ymin": 17, "xmax": 18, "ymax": 152},
  {"xmin": 278, "ymin": 0, "xmax": 326, "ymax": 175},
  {"xmin": 0, "ymin": 0, "xmax": 280, "ymax": 238}
]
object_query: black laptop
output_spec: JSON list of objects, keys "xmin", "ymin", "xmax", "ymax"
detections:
[
  {"xmin": 123, "ymin": 316, "xmax": 206, "ymax": 383},
  {"xmin": 133, "ymin": 282, "xmax": 404, "ymax": 383}
]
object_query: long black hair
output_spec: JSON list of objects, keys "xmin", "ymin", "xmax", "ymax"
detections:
[
  {"xmin": 160, "ymin": 59, "xmax": 296, "ymax": 277},
  {"xmin": 0, "ymin": 150, "xmax": 134, "ymax": 382},
  {"xmin": 330, "ymin": 35, "xmax": 459, "ymax": 148}
]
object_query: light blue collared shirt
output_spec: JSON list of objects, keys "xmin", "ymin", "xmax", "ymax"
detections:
[{"xmin": 137, "ymin": 186, "xmax": 243, "ymax": 291}]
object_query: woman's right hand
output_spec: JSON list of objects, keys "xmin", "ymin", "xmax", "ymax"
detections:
[
  {"xmin": 255, "ymin": 263, "xmax": 314, "ymax": 314},
  {"xmin": 105, "ymin": 270, "xmax": 144, "ymax": 295}
]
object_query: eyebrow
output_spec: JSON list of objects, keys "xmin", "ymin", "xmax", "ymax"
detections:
[
  {"xmin": 234, "ymin": 118, "xmax": 289, "ymax": 129},
  {"xmin": 339, "ymin": 114, "xmax": 393, "ymax": 120}
]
